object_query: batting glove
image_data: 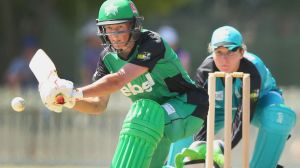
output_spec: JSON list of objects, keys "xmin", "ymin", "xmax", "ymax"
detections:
[
  {"xmin": 39, "ymin": 78, "xmax": 64, "ymax": 112},
  {"xmin": 49, "ymin": 78, "xmax": 83, "ymax": 109},
  {"xmin": 39, "ymin": 77, "xmax": 83, "ymax": 112}
]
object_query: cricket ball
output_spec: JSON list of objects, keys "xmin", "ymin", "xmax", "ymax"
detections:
[{"xmin": 11, "ymin": 97, "xmax": 25, "ymax": 112}]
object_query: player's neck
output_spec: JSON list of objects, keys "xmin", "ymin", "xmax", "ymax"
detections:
[{"xmin": 118, "ymin": 43, "xmax": 135, "ymax": 60}]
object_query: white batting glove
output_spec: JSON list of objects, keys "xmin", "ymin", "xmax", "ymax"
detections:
[
  {"xmin": 54, "ymin": 79, "xmax": 83, "ymax": 109},
  {"xmin": 39, "ymin": 78, "xmax": 83, "ymax": 112},
  {"xmin": 45, "ymin": 102, "xmax": 63, "ymax": 113},
  {"xmin": 39, "ymin": 79, "xmax": 64, "ymax": 112},
  {"xmin": 61, "ymin": 88, "xmax": 83, "ymax": 109}
]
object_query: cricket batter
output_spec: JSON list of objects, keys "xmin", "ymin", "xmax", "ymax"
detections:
[
  {"xmin": 38, "ymin": 0, "xmax": 209, "ymax": 167},
  {"xmin": 171, "ymin": 26, "xmax": 296, "ymax": 168}
]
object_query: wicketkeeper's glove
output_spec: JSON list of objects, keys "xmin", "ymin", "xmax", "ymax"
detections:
[{"xmin": 175, "ymin": 140, "xmax": 224, "ymax": 168}]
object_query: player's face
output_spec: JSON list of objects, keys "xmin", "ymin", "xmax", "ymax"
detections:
[
  {"xmin": 213, "ymin": 47, "xmax": 243, "ymax": 73},
  {"xmin": 104, "ymin": 23, "xmax": 132, "ymax": 50}
]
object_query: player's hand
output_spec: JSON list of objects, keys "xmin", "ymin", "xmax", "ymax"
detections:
[
  {"xmin": 39, "ymin": 78, "xmax": 83, "ymax": 112},
  {"xmin": 40, "ymin": 78, "xmax": 83, "ymax": 110},
  {"xmin": 59, "ymin": 88, "xmax": 83, "ymax": 109},
  {"xmin": 55, "ymin": 79, "xmax": 83, "ymax": 109},
  {"xmin": 39, "ymin": 78, "xmax": 64, "ymax": 112}
]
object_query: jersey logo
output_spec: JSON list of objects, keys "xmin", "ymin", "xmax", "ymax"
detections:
[
  {"xmin": 136, "ymin": 52, "xmax": 151, "ymax": 61},
  {"xmin": 120, "ymin": 73, "xmax": 155, "ymax": 96},
  {"xmin": 105, "ymin": 3, "xmax": 118, "ymax": 16},
  {"xmin": 250, "ymin": 89, "xmax": 259, "ymax": 101},
  {"xmin": 215, "ymin": 91, "xmax": 223, "ymax": 101}
]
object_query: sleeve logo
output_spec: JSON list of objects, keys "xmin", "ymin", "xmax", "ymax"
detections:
[{"xmin": 136, "ymin": 52, "xmax": 151, "ymax": 61}]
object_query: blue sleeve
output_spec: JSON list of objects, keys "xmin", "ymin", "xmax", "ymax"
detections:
[{"xmin": 244, "ymin": 53, "xmax": 279, "ymax": 97}]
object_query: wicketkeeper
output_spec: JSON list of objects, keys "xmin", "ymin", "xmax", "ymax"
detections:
[{"xmin": 169, "ymin": 26, "xmax": 296, "ymax": 168}]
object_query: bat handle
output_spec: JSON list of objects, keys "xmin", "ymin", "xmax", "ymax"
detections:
[{"xmin": 55, "ymin": 94, "xmax": 65, "ymax": 104}]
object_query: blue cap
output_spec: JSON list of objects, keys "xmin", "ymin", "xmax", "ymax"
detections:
[{"xmin": 211, "ymin": 26, "xmax": 243, "ymax": 51}]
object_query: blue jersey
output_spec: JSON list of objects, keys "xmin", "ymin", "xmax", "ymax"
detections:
[
  {"xmin": 196, "ymin": 52, "xmax": 279, "ymax": 112},
  {"xmin": 195, "ymin": 52, "xmax": 280, "ymax": 146}
]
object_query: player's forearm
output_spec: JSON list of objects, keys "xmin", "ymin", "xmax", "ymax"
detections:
[
  {"xmin": 80, "ymin": 73, "xmax": 126, "ymax": 98},
  {"xmin": 73, "ymin": 96, "xmax": 109, "ymax": 115},
  {"xmin": 79, "ymin": 64, "xmax": 148, "ymax": 98}
]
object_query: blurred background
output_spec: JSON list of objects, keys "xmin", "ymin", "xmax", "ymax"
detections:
[{"xmin": 0, "ymin": 0, "xmax": 299, "ymax": 167}]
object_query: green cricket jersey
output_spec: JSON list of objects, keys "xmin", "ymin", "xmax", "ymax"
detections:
[{"xmin": 93, "ymin": 29, "xmax": 198, "ymax": 103}]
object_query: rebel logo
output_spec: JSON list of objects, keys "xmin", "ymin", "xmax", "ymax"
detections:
[{"xmin": 120, "ymin": 73, "xmax": 155, "ymax": 96}]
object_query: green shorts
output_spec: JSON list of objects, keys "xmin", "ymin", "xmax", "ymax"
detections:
[{"xmin": 162, "ymin": 90, "xmax": 208, "ymax": 142}]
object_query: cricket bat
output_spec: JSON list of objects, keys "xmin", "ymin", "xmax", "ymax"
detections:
[
  {"xmin": 29, "ymin": 49, "xmax": 58, "ymax": 83},
  {"xmin": 29, "ymin": 49, "xmax": 64, "ymax": 104}
]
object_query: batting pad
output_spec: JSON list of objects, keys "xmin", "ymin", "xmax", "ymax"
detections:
[
  {"xmin": 111, "ymin": 99, "xmax": 165, "ymax": 168},
  {"xmin": 251, "ymin": 104, "xmax": 296, "ymax": 168},
  {"xmin": 149, "ymin": 136, "xmax": 172, "ymax": 168}
]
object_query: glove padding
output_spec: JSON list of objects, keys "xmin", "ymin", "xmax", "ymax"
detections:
[
  {"xmin": 175, "ymin": 140, "xmax": 224, "ymax": 168},
  {"xmin": 39, "ymin": 78, "xmax": 83, "ymax": 112}
]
